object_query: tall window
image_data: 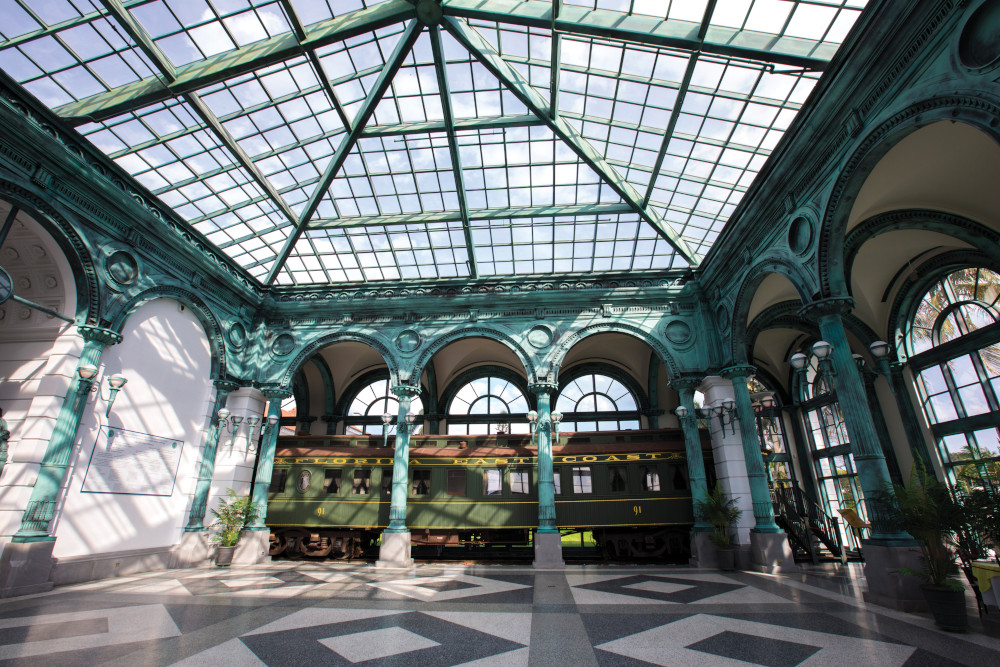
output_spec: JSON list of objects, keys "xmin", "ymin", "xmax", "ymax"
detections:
[
  {"xmin": 555, "ymin": 372, "xmax": 641, "ymax": 431},
  {"xmin": 796, "ymin": 351, "xmax": 866, "ymax": 550},
  {"xmin": 446, "ymin": 375, "xmax": 530, "ymax": 435},
  {"xmin": 908, "ymin": 268, "xmax": 1000, "ymax": 489},
  {"xmin": 344, "ymin": 377, "xmax": 424, "ymax": 436}
]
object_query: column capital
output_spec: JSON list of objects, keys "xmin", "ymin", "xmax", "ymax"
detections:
[
  {"xmin": 78, "ymin": 324, "xmax": 122, "ymax": 346},
  {"xmin": 720, "ymin": 364, "xmax": 756, "ymax": 381},
  {"xmin": 669, "ymin": 375, "xmax": 703, "ymax": 392},
  {"xmin": 528, "ymin": 381, "xmax": 559, "ymax": 395},
  {"xmin": 261, "ymin": 385, "xmax": 292, "ymax": 400},
  {"xmin": 798, "ymin": 296, "xmax": 855, "ymax": 322},
  {"xmin": 213, "ymin": 379, "xmax": 241, "ymax": 393},
  {"xmin": 391, "ymin": 384, "xmax": 422, "ymax": 398}
]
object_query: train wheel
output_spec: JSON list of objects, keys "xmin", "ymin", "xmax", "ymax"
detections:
[{"xmin": 268, "ymin": 532, "xmax": 286, "ymax": 556}]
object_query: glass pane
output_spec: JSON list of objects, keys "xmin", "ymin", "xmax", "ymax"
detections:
[
  {"xmin": 352, "ymin": 469, "xmax": 370, "ymax": 495},
  {"xmin": 269, "ymin": 469, "xmax": 288, "ymax": 493},
  {"xmin": 484, "ymin": 469, "xmax": 502, "ymax": 495},
  {"xmin": 641, "ymin": 466, "xmax": 660, "ymax": 491},
  {"xmin": 510, "ymin": 469, "xmax": 530, "ymax": 494},
  {"xmin": 981, "ymin": 344, "xmax": 1000, "ymax": 379},
  {"xmin": 918, "ymin": 366, "xmax": 948, "ymax": 396},
  {"xmin": 572, "ymin": 466, "xmax": 593, "ymax": 493},
  {"xmin": 447, "ymin": 469, "xmax": 466, "ymax": 496},
  {"xmin": 958, "ymin": 384, "xmax": 990, "ymax": 416},
  {"xmin": 929, "ymin": 393, "xmax": 959, "ymax": 422},
  {"xmin": 382, "ymin": 469, "xmax": 393, "ymax": 495},
  {"xmin": 324, "ymin": 469, "xmax": 341, "ymax": 493},
  {"xmin": 553, "ymin": 470, "xmax": 562, "ymax": 495},
  {"xmin": 411, "ymin": 469, "xmax": 430, "ymax": 495},
  {"xmin": 940, "ymin": 433, "xmax": 969, "ymax": 459},
  {"xmin": 609, "ymin": 466, "xmax": 627, "ymax": 492},
  {"xmin": 947, "ymin": 355, "xmax": 979, "ymax": 386},
  {"xmin": 973, "ymin": 428, "xmax": 1000, "ymax": 457}
]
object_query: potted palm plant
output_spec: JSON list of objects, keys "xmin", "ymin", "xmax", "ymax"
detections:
[
  {"xmin": 698, "ymin": 483, "xmax": 742, "ymax": 571},
  {"xmin": 885, "ymin": 465, "xmax": 968, "ymax": 631},
  {"xmin": 210, "ymin": 488, "xmax": 258, "ymax": 567}
]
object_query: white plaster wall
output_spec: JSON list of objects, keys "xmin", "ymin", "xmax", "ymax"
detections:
[
  {"xmin": 700, "ymin": 376, "xmax": 754, "ymax": 545},
  {"xmin": 207, "ymin": 387, "xmax": 264, "ymax": 521},
  {"xmin": 51, "ymin": 299, "xmax": 213, "ymax": 558}
]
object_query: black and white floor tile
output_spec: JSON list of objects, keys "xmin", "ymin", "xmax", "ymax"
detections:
[{"xmin": 0, "ymin": 563, "xmax": 994, "ymax": 665}]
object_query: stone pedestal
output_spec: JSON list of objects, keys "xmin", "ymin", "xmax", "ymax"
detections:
[
  {"xmin": 749, "ymin": 532, "xmax": 799, "ymax": 573},
  {"xmin": 376, "ymin": 531, "xmax": 413, "ymax": 569},
  {"xmin": 232, "ymin": 531, "xmax": 270, "ymax": 566},
  {"xmin": 689, "ymin": 531, "xmax": 716, "ymax": 568},
  {"xmin": 862, "ymin": 542, "xmax": 926, "ymax": 611},
  {"xmin": 0, "ymin": 541, "xmax": 56, "ymax": 597},
  {"xmin": 170, "ymin": 531, "xmax": 211, "ymax": 569},
  {"xmin": 532, "ymin": 531, "xmax": 565, "ymax": 569}
]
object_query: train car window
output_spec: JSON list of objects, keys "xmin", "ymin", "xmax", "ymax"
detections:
[
  {"xmin": 609, "ymin": 466, "xmax": 627, "ymax": 492},
  {"xmin": 352, "ymin": 469, "xmax": 371, "ymax": 495},
  {"xmin": 510, "ymin": 468, "xmax": 530, "ymax": 494},
  {"xmin": 412, "ymin": 469, "xmax": 430, "ymax": 495},
  {"xmin": 671, "ymin": 464, "xmax": 689, "ymax": 490},
  {"xmin": 483, "ymin": 469, "xmax": 502, "ymax": 495},
  {"xmin": 447, "ymin": 469, "xmax": 466, "ymax": 496},
  {"xmin": 324, "ymin": 469, "xmax": 342, "ymax": 493},
  {"xmin": 553, "ymin": 469, "xmax": 562, "ymax": 495},
  {"xmin": 382, "ymin": 469, "xmax": 393, "ymax": 495},
  {"xmin": 572, "ymin": 466, "xmax": 593, "ymax": 493},
  {"xmin": 269, "ymin": 469, "xmax": 288, "ymax": 493},
  {"xmin": 296, "ymin": 470, "xmax": 312, "ymax": 492},
  {"xmin": 641, "ymin": 466, "xmax": 661, "ymax": 492}
]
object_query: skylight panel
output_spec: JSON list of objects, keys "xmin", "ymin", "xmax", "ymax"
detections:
[
  {"xmin": 564, "ymin": 0, "xmax": 710, "ymax": 22},
  {"xmin": 315, "ymin": 25, "xmax": 407, "ymax": 125},
  {"xmin": 288, "ymin": 0, "xmax": 393, "ymax": 27},
  {"xmin": 0, "ymin": 13, "xmax": 158, "ymax": 109},
  {"xmin": 127, "ymin": 0, "xmax": 292, "ymax": 68},
  {"xmin": 710, "ymin": 0, "xmax": 868, "ymax": 48}
]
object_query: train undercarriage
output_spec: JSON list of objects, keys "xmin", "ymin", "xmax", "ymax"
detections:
[{"xmin": 269, "ymin": 526, "xmax": 690, "ymax": 562}]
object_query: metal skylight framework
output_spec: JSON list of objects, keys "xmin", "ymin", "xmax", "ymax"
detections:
[{"xmin": 0, "ymin": 0, "xmax": 869, "ymax": 286}]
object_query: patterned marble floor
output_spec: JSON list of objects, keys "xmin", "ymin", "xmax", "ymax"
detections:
[{"xmin": 0, "ymin": 562, "xmax": 997, "ymax": 666}]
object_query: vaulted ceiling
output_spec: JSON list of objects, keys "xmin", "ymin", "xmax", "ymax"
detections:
[{"xmin": 0, "ymin": 0, "xmax": 868, "ymax": 286}]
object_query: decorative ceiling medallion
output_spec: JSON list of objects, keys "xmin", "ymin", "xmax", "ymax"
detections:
[
  {"xmin": 106, "ymin": 250, "xmax": 139, "ymax": 286},
  {"xmin": 527, "ymin": 325, "xmax": 554, "ymax": 349},
  {"xmin": 228, "ymin": 322, "xmax": 248, "ymax": 350},
  {"xmin": 788, "ymin": 216, "xmax": 813, "ymax": 256},
  {"xmin": 959, "ymin": 0, "xmax": 1000, "ymax": 69},
  {"xmin": 271, "ymin": 333, "xmax": 295, "ymax": 357},
  {"xmin": 663, "ymin": 320, "xmax": 693, "ymax": 345},
  {"xmin": 395, "ymin": 329, "xmax": 421, "ymax": 353}
]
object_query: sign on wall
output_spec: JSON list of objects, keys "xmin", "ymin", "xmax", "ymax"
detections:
[{"xmin": 82, "ymin": 426, "xmax": 184, "ymax": 496}]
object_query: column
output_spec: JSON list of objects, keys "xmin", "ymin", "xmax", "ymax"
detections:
[
  {"xmin": 721, "ymin": 365, "xmax": 781, "ymax": 533},
  {"xmin": 670, "ymin": 376, "xmax": 711, "ymax": 531},
  {"xmin": 13, "ymin": 325, "xmax": 121, "ymax": 542},
  {"xmin": 799, "ymin": 297, "xmax": 909, "ymax": 543},
  {"xmin": 529, "ymin": 382, "xmax": 564, "ymax": 567},
  {"xmin": 889, "ymin": 362, "xmax": 934, "ymax": 469},
  {"xmin": 185, "ymin": 380, "xmax": 240, "ymax": 531},
  {"xmin": 385, "ymin": 385, "xmax": 420, "ymax": 533},
  {"xmin": 247, "ymin": 387, "xmax": 290, "ymax": 531}
]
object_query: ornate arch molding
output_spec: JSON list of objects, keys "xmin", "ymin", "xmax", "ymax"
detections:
[
  {"xmin": 438, "ymin": 364, "xmax": 532, "ymax": 415},
  {"xmin": 283, "ymin": 332, "xmax": 398, "ymax": 388},
  {"xmin": 0, "ymin": 181, "xmax": 99, "ymax": 323},
  {"xmin": 555, "ymin": 361, "xmax": 650, "ymax": 412},
  {"xmin": 548, "ymin": 322, "xmax": 680, "ymax": 382},
  {"xmin": 888, "ymin": 249, "xmax": 998, "ymax": 362},
  {"xmin": 335, "ymin": 368, "xmax": 429, "ymax": 417},
  {"xmin": 746, "ymin": 300, "xmax": 818, "ymax": 355},
  {"xmin": 110, "ymin": 286, "xmax": 227, "ymax": 380},
  {"xmin": 820, "ymin": 95, "xmax": 1000, "ymax": 298},
  {"xmin": 844, "ymin": 209, "xmax": 1000, "ymax": 285},
  {"xmin": 412, "ymin": 328, "xmax": 535, "ymax": 385},
  {"xmin": 729, "ymin": 257, "xmax": 816, "ymax": 363}
]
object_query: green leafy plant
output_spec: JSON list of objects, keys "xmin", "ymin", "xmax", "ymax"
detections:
[
  {"xmin": 885, "ymin": 465, "xmax": 966, "ymax": 591},
  {"xmin": 697, "ymin": 483, "xmax": 742, "ymax": 550},
  {"xmin": 210, "ymin": 489, "xmax": 259, "ymax": 547}
]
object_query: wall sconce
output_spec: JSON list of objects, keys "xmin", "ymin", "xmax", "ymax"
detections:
[
  {"xmin": 675, "ymin": 402, "xmax": 736, "ymax": 435},
  {"xmin": 789, "ymin": 352, "xmax": 808, "ymax": 370},
  {"xmin": 869, "ymin": 340, "xmax": 892, "ymax": 377},
  {"xmin": 79, "ymin": 364, "xmax": 128, "ymax": 418},
  {"xmin": 526, "ymin": 410, "xmax": 563, "ymax": 446},
  {"xmin": 381, "ymin": 411, "xmax": 417, "ymax": 448},
  {"xmin": 216, "ymin": 409, "xmax": 276, "ymax": 452}
]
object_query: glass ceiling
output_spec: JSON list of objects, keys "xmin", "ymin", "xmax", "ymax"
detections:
[{"xmin": 0, "ymin": 0, "xmax": 869, "ymax": 287}]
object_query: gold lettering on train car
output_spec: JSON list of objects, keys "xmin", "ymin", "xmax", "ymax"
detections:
[
  {"xmin": 333, "ymin": 458, "xmax": 346, "ymax": 464},
  {"xmin": 633, "ymin": 505, "xmax": 642, "ymax": 515},
  {"xmin": 582, "ymin": 456, "xmax": 597, "ymax": 462},
  {"xmin": 646, "ymin": 453, "xmax": 660, "ymax": 459},
  {"xmin": 474, "ymin": 459, "xmax": 488, "ymax": 465},
  {"xmin": 354, "ymin": 458, "xmax": 369, "ymax": 464},
  {"xmin": 606, "ymin": 455, "xmax": 621, "ymax": 461},
  {"xmin": 562, "ymin": 456, "xmax": 576, "ymax": 462},
  {"xmin": 317, "ymin": 507, "xmax": 325, "ymax": 516},
  {"xmin": 495, "ymin": 458, "xmax": 508, "ymax": 464},
  {"xmin": 626, "ymin": 454, "xmax": 639, "ymax": 460}
]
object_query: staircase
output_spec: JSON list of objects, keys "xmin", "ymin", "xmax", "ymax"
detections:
[{"xmin": 770, "ymin": 481, "xmax": 863, "ymax": 564}]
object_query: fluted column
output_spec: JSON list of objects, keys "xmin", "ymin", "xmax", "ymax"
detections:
[
  {"xmin": 529, "ymin": 382, "xmax": 559, "ymax": 533},
  {"xmin": 14, "ymin": 325, "xmax": 121, "ymax": 542},
  {"xmin": 721, "ymin": 365, "xmax": 781, "ymax": 533},
  {"xmin": 247, "ymin": 386, "xmax": 291, "ymax": 531},
  {"xmin": 185, "ymin": 379, "xmax": 240, "ymax": 531},
  {"xmin": 670, "ymin": 376, "xmax": 711, "ymax": 531},
  {"xmin": 799, "ymin": 297, "xmax": 909, "ymax": 543},
  {"xmin": 386, "ymin": 385, "xmax": 421, "ymax": 533}
]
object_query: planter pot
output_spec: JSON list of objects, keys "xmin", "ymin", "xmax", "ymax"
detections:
[
  {"xmin": 215, "ymin": 545, "xmax": 237, "ymax": 567},
  {"xmin": 717, "ymin": 548, "xmax": 737, "ymax": 571},
  {"xmin": 921, "ymin": 584, "xmax": 968, "ymax": 632}
]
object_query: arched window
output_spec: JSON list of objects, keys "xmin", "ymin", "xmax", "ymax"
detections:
[
  {"xmin": 555, "ymin": 372, "xmax": 641, "ymax": 432},
  {"xmin": 343, "ymin": 377, "xmax": 424, "ymax": 436},
  {"xmin": 907, "ymin": 267, "xmax": 1000, "ymax": 489},
  {"xmin": 446, "ymin": 374, "xmax": 530, "ymax": 435}
]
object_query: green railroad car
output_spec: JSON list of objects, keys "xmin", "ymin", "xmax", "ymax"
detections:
[{"xmin": 266, "ymin": 429, "xmax": 713, "ymax": 560}]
